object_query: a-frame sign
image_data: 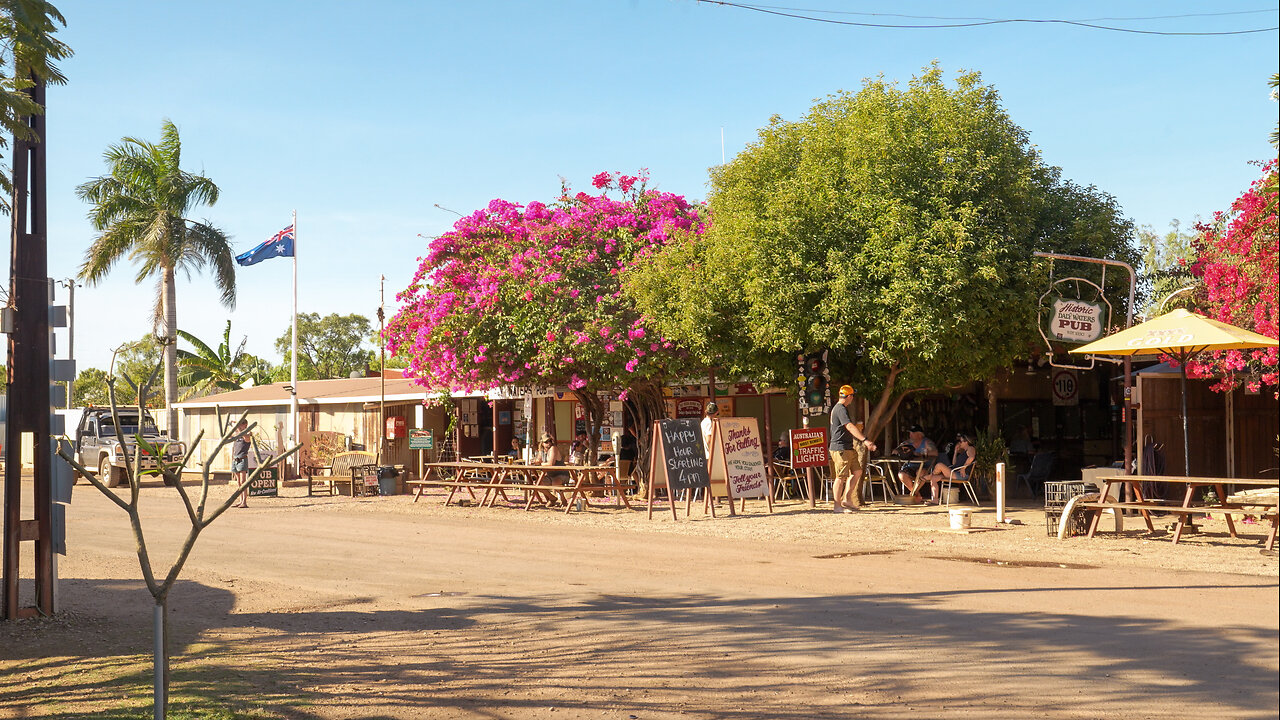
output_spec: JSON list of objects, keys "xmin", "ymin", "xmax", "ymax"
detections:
[
  {"xmin": 646, "ymin": 419, "xmax": 712, "ymax": 520},
  {"xmin": 706, "ymin": 417, "xmax": 773, "ymax": 516}
]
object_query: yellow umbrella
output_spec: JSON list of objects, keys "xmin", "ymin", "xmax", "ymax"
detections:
[{"xmin": 1071, "ymin": 308, "xmax": 1278, "ymax": 474}]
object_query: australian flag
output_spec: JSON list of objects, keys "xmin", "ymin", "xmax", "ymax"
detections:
[{"xmin": 235, "ymin": 224, "xmax": 295, "ymax": 266}]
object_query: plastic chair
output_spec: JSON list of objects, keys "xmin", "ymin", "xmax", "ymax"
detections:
[{"xmin": 1017, "ymin": 452, "xmax": 1055, "ymax": 498}]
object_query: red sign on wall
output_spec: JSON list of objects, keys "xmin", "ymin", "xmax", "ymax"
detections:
[
  {"xmin": 676, "ymin": 399, "xmax": 704, "ymax": 418},
  {"xmin": 789, "ymin": 428, "xmax": 829, "ymax": 468},
  {"xmin": 386, "ymin": 416, "xmax": 406, "ymax": 439}
]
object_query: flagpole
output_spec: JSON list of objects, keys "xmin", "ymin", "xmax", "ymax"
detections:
[{"xmin": 290, "ymin": 209, "xmax": 299, "ymax": 472}]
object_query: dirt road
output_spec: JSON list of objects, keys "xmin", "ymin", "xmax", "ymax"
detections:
[{"xmin": 2, "ymin": 481, "xmax": 1277, "ymax": 719}]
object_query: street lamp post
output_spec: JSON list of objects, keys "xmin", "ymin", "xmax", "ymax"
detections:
[{"xmin": 56, "ymin": 278, "xmax": 80, "ymax": 408}]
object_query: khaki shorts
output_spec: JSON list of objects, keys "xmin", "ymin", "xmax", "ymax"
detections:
[
  {"xmin": 850, "ymin": 441, "xmax": 868, "ymax": 470},
  {"xmin": 830, "ymin": 449, "xmax": 859, "ymax": 480}
]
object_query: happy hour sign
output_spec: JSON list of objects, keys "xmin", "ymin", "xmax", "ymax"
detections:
[{"xmin": 654, "ymin": 418, "xmax": 710, "ymax": 492}]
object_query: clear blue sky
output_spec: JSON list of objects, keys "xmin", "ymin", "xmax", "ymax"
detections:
[{"xmin": 21, "ymin": 0, "xmax": 1279, "ymax": 373}]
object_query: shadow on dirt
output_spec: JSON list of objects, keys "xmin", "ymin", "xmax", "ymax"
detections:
[{"xmin": 3, "ymin": 575, "xmax": 1277, "ymax": 719}]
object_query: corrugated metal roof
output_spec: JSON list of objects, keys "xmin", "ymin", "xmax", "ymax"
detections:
[{"xmin": 173, "ymin": 377, "xmax": 443, "ymax": 409}]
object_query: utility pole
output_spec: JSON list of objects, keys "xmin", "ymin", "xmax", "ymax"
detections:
[
  {"xmin": 3, "ymin": 75, "xmax": 52, "ymax": 619},
  {"xmin": 377, "ymin": 275, "xmax": 385, "ymax": 464}
]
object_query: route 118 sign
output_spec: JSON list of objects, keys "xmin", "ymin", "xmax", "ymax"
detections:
[{"xmin": 1050, "ymin": 299, "xmax": 1104, "ymax": 343}]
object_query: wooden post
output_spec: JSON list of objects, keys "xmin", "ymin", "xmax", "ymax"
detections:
[
  {"xmin": 995, "ymin": 462, "xmax": 1006, "ymax": 524},
  {"xmin": 3, "ymin": 77, "xmax": 52, "ymax": 620}
]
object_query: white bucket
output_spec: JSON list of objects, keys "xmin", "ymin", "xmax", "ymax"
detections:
[
  {"xmin": 949, "ymin": 508, "xmax": 972, "ymax": 530},
  {"xmin": 942, "ymin": 488, "xmax": 961, "ymax": 505}
]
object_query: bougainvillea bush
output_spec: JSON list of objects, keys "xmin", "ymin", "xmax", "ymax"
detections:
[
  {"xmin": 387, "ymin": 172, "xmax": 707, "ymax": 450},
  {"xmin": 1185, "ymin": 160, "xmax": 1278, "ymax": 393}
]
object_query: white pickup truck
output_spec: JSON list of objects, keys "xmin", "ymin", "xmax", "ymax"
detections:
[{"xmin": 73, "ymin": 407, "xmax": 185, "ymax": 487}]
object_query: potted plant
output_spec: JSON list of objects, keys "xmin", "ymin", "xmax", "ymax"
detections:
[{"xmin": 971, "ymin": 431, "xmax": 1009, "ymax": 499}]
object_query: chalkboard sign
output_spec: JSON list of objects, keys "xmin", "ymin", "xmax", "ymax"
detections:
[
  {"xmin": 646, "ymin": 419, "xmax": 711, "ymax": 520},
  {"xmin": 654, "ymin": 418, "xmax": 710, "ymax": 491},
  {"xmin": 248, "ymin": 466, "xmax": 279, "ymax": 497}
]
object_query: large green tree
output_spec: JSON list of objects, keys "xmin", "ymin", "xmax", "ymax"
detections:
[
  {"xmin": 275, "ymin": 312, "xmax": 373, "ymax": 380},
  {"xmin": 77, "ymin": 120, "xmax": 236, "ymax": 437},
  {"xmin": 627, "ymin": 65, "xmax": 1137, "ymax": 441},
  {"xmin": 1, "ymin": 0, "xmax": 70, "ymax": 214},
  {"xmin": 71, "ymin": 367, "xmax": 109, "ymax": 407}
]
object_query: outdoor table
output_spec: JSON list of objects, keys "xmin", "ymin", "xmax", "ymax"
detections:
[
  {"xmin": 412, "ymin": 461, "xmax": 628, "ymax": 513},
  {"xmin": 871, "ymin": 458, "xmax": 931, "ymax": 497},
  {"xmin": 1083, "ymin": 475, "xmax": 1279, "ymax": 548}
]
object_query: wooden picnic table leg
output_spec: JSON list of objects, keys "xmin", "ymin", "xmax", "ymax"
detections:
[
  {"xmin": 1129, "ymin": 482, "xmax": 1155, "ymax": 531},
  {"xmin": 1266, "ymin": 515, "xmax": 1277, "ymax": 552},
  {"xmin": 414, "ymin": 468, "xmax": 436, "ymax": 503},
  {"xmin": 612, "ymin": 470, "xmax": 631, "ymax": 509},
  {"xmin": 1087, "ymin": 480, "xmax": 1114, "ymax": 538},
  {"xmin": 1172, "ymin": 484, "xmax": 1196, "ymax": 544},
  {"xmin": 563, "ymin": 469, "xmax": 584, "ymax": 514},
  {"xmin": 1213, "ymin": 484, "xmax": 1239, "ymax": 538}
]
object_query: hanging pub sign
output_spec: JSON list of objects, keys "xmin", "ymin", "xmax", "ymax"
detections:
[{"xmin": 1049, "ymin": 299, "xmax": 1104, "ymax": 343}]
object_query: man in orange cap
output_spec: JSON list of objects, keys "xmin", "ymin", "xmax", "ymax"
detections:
[{"xmin": 829, "ymin": 384, "xmax": 876, "ymax": 511}]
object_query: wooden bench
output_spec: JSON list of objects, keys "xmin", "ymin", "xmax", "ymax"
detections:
[
  {"xmin": 1074, "ymin": 474, "xmax": 1279, "ymax": 550},
  {"xmin": 309, "ymin": 451, "xmax": 377, "ymax": 497}
]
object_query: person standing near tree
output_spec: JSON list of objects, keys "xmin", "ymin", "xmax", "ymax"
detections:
[
  {"xmin": 829, "ymin": 385, "xmax": 876, "ymax": 511},
  {"xmin": 701, "ymin": 401, "xmax": 719, "ymax": 462},
  {"xmin": 230, "ymin": 420, "xmax": 251, "ymax": 508}
]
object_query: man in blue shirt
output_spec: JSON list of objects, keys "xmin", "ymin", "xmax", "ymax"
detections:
[{"xmin": 829, "ymin": 385, "xmax": 877, "ymax": 511}]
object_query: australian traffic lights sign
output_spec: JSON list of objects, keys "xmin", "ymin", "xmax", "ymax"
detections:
[{"xmin": 796, "ymin": 351, "xmax": 831, "ymax": 416}]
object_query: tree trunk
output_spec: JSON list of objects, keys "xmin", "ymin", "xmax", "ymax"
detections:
[
  {"xmin": 153, "ymin": 599, "xmax": 168, "ymax": 719},
  {"xmin": 625, "ymin": 379, "xmax": 668, "ymax": 490},
  {"xmin": 161, "ymin": 266, "xmax": 178, "ymax": 439},
  {"xmin": 576, "ymin": 390, "xmax": 605, "ymax": 465}
]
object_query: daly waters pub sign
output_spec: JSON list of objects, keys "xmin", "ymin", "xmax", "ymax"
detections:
[{"xmin": 1050, "ymin": 299, "xmax": 1104, "ymax": 344}]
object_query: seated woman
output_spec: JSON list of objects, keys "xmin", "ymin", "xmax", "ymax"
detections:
[
  {"xmin": 568, "ymin": 432, "xmax": 591, "ymax": 465},
  {"xmin": 532, "ymin": 434, "xmax": 570, "ymax": 504},
  {"xmin": 923, "ymin": 434, "xmax": 976, "ymax": 504}
]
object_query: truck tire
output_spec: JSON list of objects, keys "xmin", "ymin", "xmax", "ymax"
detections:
[{"xmin": 99, "ymin": 456, "xmax": 124, "ymax": 488}]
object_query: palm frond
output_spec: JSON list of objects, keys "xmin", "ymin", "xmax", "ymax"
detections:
[
  {"xmin": 183, "ymin": 220, "xmax": 237, "ymax": 309},
  {"xmin": 79, "ymin": 220, "xmax": 150, "ymax": 284},
  {"xmin": 176, "ymin": 326, "xmax": 221, "ymax": 363},
  {"xmin": 158, "ymin": 119, "xmax": 182, "ymax": 170}
]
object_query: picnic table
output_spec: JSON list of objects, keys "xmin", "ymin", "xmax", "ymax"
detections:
[
  {"xmin": 409, "ymin": 461, "xmax": 630, "ymax": 513},
  {"xmin": 1076, "ymin": 474, "xmax": 1278, "ymax": 549}
]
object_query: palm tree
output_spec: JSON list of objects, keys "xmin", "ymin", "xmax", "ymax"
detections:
[
  {"xmin": 77, "ymin": 120, "xmax": 236, "ymax": 438},
  {"xmin": 0, "ymin": 0, "xmax": 72, "ymax": 214},
  {"xmin": 177, "ymin": 320, "xmax": 272, "ymax": 399}
]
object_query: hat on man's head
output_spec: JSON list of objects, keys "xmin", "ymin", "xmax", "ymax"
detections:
[
  {"xmin": 838, "ymin": 385, "xmax": 855, "ymax": 398},
  {"xmin": 909, "ymin": 424, "xmax": 923, "ymax": 433},
  {"xmin": 705, "ymin": 401, "xmax": 719, "ymax": 415}
]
